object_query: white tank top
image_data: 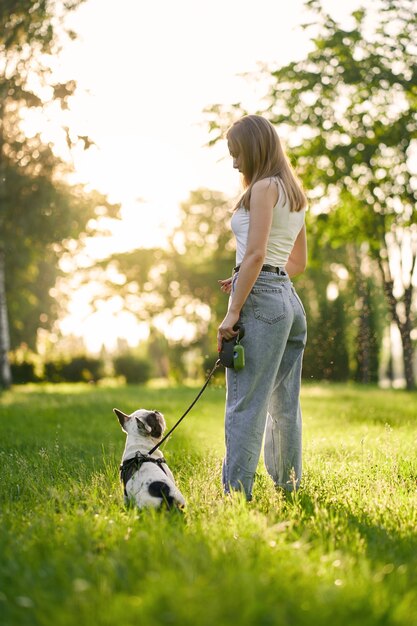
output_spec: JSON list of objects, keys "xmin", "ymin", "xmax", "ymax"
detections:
[{"xmin": 230, "ymin": 177, "xmax": 305, "ymax": 267}]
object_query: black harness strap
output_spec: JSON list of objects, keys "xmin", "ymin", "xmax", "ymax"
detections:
[{"xmin": 120, "ymin": 453, "xmax": 168, "ymax": 497}]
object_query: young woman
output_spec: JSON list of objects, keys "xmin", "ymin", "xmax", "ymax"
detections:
[{"xmin": 217, "ymin": 114, "xmax": 307, "ymax": 501}]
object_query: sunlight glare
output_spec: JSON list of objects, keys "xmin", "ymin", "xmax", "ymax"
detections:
[
  {"xmin": 60, "ymin": 295, "xmax": 149, "ymax": 353},
  {"xmin": 36, "ymin": 0, "xmax": 366, "ymax": 351}
]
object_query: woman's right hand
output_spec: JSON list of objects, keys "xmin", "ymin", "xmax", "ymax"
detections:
[{"xmin": 218, "ymin": 277, "xmax": 233, "ymax": 294}]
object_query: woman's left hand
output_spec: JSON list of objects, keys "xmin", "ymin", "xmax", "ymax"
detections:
[
  {"xmin": 217, "ymin": 310, "xmax": 240, "ymax": 351},
  {"xmin": 218, "ymin": 277, "xmax": 233, "ymax": 294}
]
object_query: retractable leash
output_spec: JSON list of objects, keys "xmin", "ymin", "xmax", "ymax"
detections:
[
  {"xmin": 147, "ymin": 358, "xmax": 221, "ymax": 456},
  {"xmin": 218, "ymin": 323, "xmax": 245, "ymax": 370},
  {"xmin": 147, "ymin": 323, "xmax": 245, "ymax": 456}
]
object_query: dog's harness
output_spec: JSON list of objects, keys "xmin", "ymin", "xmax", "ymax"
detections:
[{"xmin": 120, "ymin": 452, "xmax": 168, "ymax": 497}]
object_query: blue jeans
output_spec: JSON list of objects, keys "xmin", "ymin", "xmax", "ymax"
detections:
[{"xmin": 222, "ymin": 269, "xmax": 307, "ymax": 500}]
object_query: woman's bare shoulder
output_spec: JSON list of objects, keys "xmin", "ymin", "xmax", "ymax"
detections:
[
  {"xmin": 252, "ymin": 177, "xmax": 279, "ymax": 190},
  {"xmin": 251, "ymin": 177, "xmax": 279, "ymax": 204}
]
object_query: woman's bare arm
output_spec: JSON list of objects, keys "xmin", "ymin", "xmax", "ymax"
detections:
[{"xmin": 217, "ymin": 179, "xmax": 277, "ymax": 348}]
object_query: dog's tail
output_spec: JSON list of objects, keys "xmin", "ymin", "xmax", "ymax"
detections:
[{"xmin": 148, "ymin": 481, "xmax": 176, "ymax": 508}]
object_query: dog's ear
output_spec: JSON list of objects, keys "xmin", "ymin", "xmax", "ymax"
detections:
[
  {"xmin": 136, "ymin": 417, "xmax": 152, "ymax": 433},
  {"xmin": 145, "ymin": 412, "xmax": 165, "ymax": 439},
  {"xmin": 113, "ymin": 408, "xmax": 129, "ymax": 429}
]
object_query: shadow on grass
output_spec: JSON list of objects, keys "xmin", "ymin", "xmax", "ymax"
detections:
[{"xmin": 291, "ymin": 486, "xmax": 417, "ymax": 570}]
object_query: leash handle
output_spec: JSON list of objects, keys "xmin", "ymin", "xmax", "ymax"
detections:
[{"xmin": 147, "ymin": 358, "xmax": 221, "ymax": 456}]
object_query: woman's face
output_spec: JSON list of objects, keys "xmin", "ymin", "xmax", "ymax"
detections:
[{"xmin": 228, "ymin": 141, "xmax": 242, "ymax": 173}]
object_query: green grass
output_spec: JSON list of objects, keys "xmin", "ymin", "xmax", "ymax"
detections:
[{"xmin": 1, "ymin": 380, "xmax": 417, "ymax": 626}]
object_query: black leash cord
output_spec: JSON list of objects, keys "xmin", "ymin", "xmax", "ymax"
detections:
[{"xmin": 147, "ymin": 358, "xmax": 221, "ymax": 456}]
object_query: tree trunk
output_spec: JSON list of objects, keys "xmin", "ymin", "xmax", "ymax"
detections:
[
  {"xmin": 356, "ymin": 294, "xmax": 372, "ymax": 384},
  {"xmin": 399, "ymin": 320, "xmax": 415, "ymax": 391},
  {"xmin": 348, "ymin": 245, "xmax": 379, "ymax": 384},
  {"xmin": 0, "ymin": 242, "xmax": 12, "ymax": 389},
  {"xmin": 378, "ymin": 266, "xmax": 415, "ymax": 391}
]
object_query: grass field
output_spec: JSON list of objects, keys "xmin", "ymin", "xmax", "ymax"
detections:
[{"xmin": 1, "ymin": 380, "xmax": 417, "ymax": 626}]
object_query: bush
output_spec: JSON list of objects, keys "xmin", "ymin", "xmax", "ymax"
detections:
[
  {"xmin": 10, "ymin": 361, "xmax": 39, "ymax": 384},
  {"xmin": 43, "ymin": 360, "xmax": 66, "ymax": 383},
  {"xmin": 44, "ymin": 357, "xmax": 104, "ymax": 383},
  {"xmin": 61, "ymin": 357, "xmax": 104, "ymax": 382},
  {"xmin": 8, "ymin": 345, "xmax": 42, "ymax": 384},
  {"xmin": 113, "ymin": 355, "xmax": 151, "ymax": 384}
]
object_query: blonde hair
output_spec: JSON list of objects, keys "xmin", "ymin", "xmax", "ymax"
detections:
[{"xmin": 226, "ymin": 115, "xmax": 307, "ymax": 212}]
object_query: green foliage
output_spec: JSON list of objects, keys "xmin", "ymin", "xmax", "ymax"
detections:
[
  {"xmin": 44, "ymin": 356, "xmax": 104, "ymax": 383},
  {"xmin": 43, "ymin": 359, "xmax": 66, "ymax": 383},
  {"xmin": 297, "ymin": 214, "xmax": 390, "ymax": 384},
  {"xmin": 0, "ymin": 1, "xmax": 85, "ymax": 52},
  {"xmin": 205, "ymin": 0, "xmax": 417, "ymax": 388},
  {"xmin": 107, "ymin": 189, "xmax": 235, "ymax": 361},
  {"xmin": 353, "ymin": 278, "xmax": 381, "ymax": 384},
  {"xmin": 169, "ymin": 189, "xmax": 236, "ymax": 343},
  {"xmin": 2, "ymin": 158, "xmax": 119, "ymax": 350},
  {"xmin": 0, "ymin": 0, "xmax": 119, "ymax": 354},
  {"xmin": 8, "ymin": 345, "xmax": 41, "ymax": 383},
  {"xmin": 108, "ymin": 187, "xmax": 385, "ymax": 383},
  {"xmin": 1, "ymin": 383, "xmax": 417, "ymax": 625},
  {"xmin": 9, "ymin": 360, "xmax": 38, "ymax": 384},
  {"xmin": 302, "ymin": 293, "xmax": 350, "ymax": 381},
  {"xmin": 60, "ymin": 356, "xmax": 104, "ymax": 383},
  {"xmin": 146, "ymin": 327, "xmax": 171, "ymax": 378},
  {"xmin": 113, "ymin": 354, "xmax": 152, "ymax": 384}
]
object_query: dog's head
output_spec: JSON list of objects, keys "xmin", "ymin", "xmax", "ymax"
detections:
[{"xmin": 113, "ymin": 408, "xmax": 166, "ymax": 440}]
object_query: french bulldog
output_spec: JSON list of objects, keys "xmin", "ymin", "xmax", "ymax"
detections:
[{"xmin": 114, "ymin": 407, "xmax": 186, "ymax": 510}]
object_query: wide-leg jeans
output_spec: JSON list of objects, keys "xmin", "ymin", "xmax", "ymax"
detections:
[{"xmin": 222, "ymin": 269, "xmax": 307, "ymax": 500}]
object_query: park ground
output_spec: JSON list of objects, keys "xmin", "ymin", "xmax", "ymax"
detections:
[{"xmin": 1, "ymin": 380, "xmax": 417, "ymax": 626}]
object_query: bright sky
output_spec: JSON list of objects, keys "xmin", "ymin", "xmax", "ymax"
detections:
[
  {"xmin": 58, "ymin": 0, "xmax": 311, "ymax": 251},
  {"xmin": 50, "ymin": 0, "xmax": 360, "ymax": 352}
]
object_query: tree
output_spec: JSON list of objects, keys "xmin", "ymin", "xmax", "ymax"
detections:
[
  {"xmin": 103, "ymin": 189, "xmax": 235, "ymax": 374},
  {"xmin": 162, "ymin": 189, "xmax": 235, "ymax": 352},
  {"xmin": 347, "ymin": 244, "xmax": 382, "ymax": 383},
  {"xmin": 205, "ymin": 0, "xmax": 417, "ymax": 388},
  {"xmin": 0, "ymin": 244, "xmax": 11, "ymax": 388},
  {"xmin": 294, "ymin": 211, "xmax": 352, "ymax": 381},
  {"xmin": 0, "ymin": 1, "xmax": 119, "ymax": 388}
]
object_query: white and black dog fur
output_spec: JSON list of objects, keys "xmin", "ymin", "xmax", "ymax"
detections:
[{"xmin": 114, "ymin": 407, "xmax": 186, "ymax": 510}]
